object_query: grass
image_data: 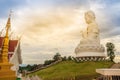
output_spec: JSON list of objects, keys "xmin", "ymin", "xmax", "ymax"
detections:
[{"xmin": 29, "ymin": 61, "xmax": 113, "ymax": 80}]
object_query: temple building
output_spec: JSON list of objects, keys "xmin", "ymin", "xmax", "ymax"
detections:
[
  {"xmin": 0, "ymin": 13, "xmax": 22, "ymax": 77},
  {"xmin": 75, "ymin": 11, "xmax": 106, "ymax": 61},
  {"xmin": 96, "ymin": 69, "xmax": 120, "ymax": 80}
]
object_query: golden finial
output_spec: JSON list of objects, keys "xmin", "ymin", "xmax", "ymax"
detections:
[{"xmin": 5, "ymin": 10, "xmax": 12, "ymax": 37}]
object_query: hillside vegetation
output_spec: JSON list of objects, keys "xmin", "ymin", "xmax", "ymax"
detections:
[{"xmin": 29, "ymin": 61, "xmax": 113, "ymax": 80}]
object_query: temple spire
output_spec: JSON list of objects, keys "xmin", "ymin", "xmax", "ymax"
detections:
[
  {"xmin": 0, "ymin": 11, "xmax": 12, "ymax": 63},
  {"xmin": 5, "ymin": 11, "xmax": 11, "ymax": 37},
  {"xmin": 0, "ymin": 11, "xmax": 16, "ymax": 80}
]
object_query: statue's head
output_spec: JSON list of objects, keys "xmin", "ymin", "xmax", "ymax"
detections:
[{"xmin": 85, "ymin": 10, "xmax": 95, "ymax": 24}]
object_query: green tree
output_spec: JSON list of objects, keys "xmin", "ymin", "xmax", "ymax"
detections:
[
  {"xmin": 68, "ymin": 56, "xmax": 72, "ymax": 61},
  {"xmin": 53, "ymin": 52, "xmax": 61, "ymax": 61},
  {"xmin": 44, "ymin": 60, "xmax": 53, "ymax": 65},
  {"xmin": 26, "ymin": 64, "xmax": 32, "ymax": 71},
  {"xmin": 62, "ymin": 56, "xmax": 67, "ymax": 61},
  {"xmin": 106, "ymin": 42, "xmax": 115, "ymax": 62}
]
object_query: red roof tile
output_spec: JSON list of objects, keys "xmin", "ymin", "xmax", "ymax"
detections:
[
  {"xmin": 0, "ymin": 37, "xmax": 18, "ymax": 52},
  {"xmin": 9, "ymin": 40, "xmax": 18, "ymax": 52},
  {"xmin": 0, "ymin": 37, "xmax": 19, "ymax": 61}
]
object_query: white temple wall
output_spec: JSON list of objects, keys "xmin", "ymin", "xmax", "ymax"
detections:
[
  {"xmin": 76, "ymin": 52, "xmax": 106, "ymax": 57},
  {"xmin": 10, "ymin": 41, "xmax": 22, "ymax": 76}
]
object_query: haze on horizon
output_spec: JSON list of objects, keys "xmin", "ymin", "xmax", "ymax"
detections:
[{"xmin": 0, "ymin": 0, "xmax": 120, "ymax": 64}]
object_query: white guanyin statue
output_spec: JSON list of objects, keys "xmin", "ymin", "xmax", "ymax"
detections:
[
  {"xmin": 75, "ymin": 10, "xmax": 105, "ymax": 58},
  {"xmin": 81, "ymin": 11, "xmax": 100, "ymax": 44}
]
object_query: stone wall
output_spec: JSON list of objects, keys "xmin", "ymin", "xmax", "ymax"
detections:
[{"xmin": 27, "ymin": 60, "xmax": 62, "ymax": 74}]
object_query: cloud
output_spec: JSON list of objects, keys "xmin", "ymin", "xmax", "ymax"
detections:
[
  {"xmin": 89, "ymin": 0, "xmax": 120, "ymax": 38},
  {"xmin": 14, "ymin": 7, "xmax": 86, "ymax": 42},
  {"xmin": 102, "ymin": 35, "xmax": 120, "ymax": 52},
  {"xmin": 14, "ymin": 7, "xmax": 86, "ymax": 64},
  {"xmin": 1, "ymin": 0, "xmax": 120, "ymax": 64},
  {"xmin": 16, "ymin": 0, "xmax": 120, "ymax": 64},
  {"xmin": 0, "ymin": 0, "xmax": 27, "ymax": 18}
]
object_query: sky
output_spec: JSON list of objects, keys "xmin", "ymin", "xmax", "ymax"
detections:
[{"xmin": 0, "ymin": 0, "xmax": 120, "ymax": 64}]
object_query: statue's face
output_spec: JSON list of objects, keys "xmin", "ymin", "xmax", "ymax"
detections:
[
  {"xmin": 85, "ymin": 11, "xmax": 95, "ymax": 24},
  {"xmin": 85, "ymin": 14, "xmax": 92, "ymax": 24}
]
